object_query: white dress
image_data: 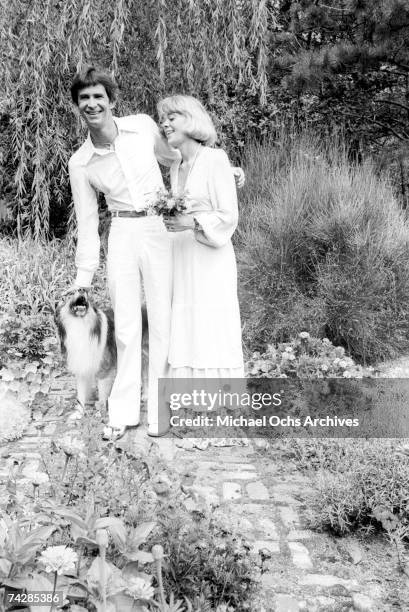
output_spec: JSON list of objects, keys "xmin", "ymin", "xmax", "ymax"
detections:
[{"xmin": 168, "ymin": 146, "xmax": 244, "ymax": 378}]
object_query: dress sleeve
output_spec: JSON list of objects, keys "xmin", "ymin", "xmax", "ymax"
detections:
[
  {"xmin": 193, "ymin": 149, "xmax": 238, "ymax": 248},
  {"xmin": 69, "ymin": 160, "xmax": 100, "ymax": 287}
]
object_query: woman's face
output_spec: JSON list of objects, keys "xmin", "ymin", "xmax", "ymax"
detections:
[{"xmin": 161, "ymin": 112, "xmax": 191, "ymax": 148}]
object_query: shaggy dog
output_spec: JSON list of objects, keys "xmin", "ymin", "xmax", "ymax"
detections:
[
  {"xmin": 55, "ymin": 288, "xmax": 149, "ymax": 420},
  {"xmin": 55, "ymin": 288, "xmax": 117, "ymax": 416}
]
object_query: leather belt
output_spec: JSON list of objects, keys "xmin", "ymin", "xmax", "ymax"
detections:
[{"xmin": 111, "ymin": 210, "xmax": 149, "ymax": 218}]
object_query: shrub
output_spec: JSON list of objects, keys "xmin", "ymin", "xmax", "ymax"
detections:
[
  {"xmin": 286, "ymin": 439, "xmax": 409, "ymax": 538},
  {"xmin": 238, "ymin": 131, "xmax": 409, "ymax": 363}
]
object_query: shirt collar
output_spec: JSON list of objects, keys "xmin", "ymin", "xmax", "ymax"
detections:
[{"xmin": 80, "ymin": 117, "xmax": 140, "ymax": 165}]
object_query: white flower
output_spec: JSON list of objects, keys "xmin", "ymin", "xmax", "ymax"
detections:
[
  {"xmin": 321, "ymin": 364, "xmax": 329, "ymax": 372},
  {"xmin": 343, "ymin": 370, "xmax": 352, "ymax": 378},
  {"xmin": 333, "ymin": 358, "xmax": 340, "ymax": 366},
  {"xmin": 58, "ymin": 435, "xmax": 85, "ymax": 457},
  {"xmin": 39, "ymin": 546, "xmax": 78, "ymax": 575},
  {"xmin": 285, "ymin": 346, "xmax": 293, "ymax": 353},
  {"xmin": 298, "ymin": 331, "xmax": 310, "ymax": 340},
  {"xmin": 126, "ymin": 577, "xmax": 154, "ymax": 600}
]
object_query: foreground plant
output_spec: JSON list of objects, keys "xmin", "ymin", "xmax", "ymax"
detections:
[
  {"xmin": 0, "ymin": 519, "xmax": 61, "ymax": 610},
  {"xmin": 246, "ymin": 333, "xmax": 373, "ymax": 379}
]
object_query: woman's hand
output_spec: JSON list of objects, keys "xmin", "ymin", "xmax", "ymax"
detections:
[
  {"xmin": 163, "ymin": 214, "xmax": 195, "ymax": 232},
  {"xmin": 232, "ymin": 167, "xmax": 245, "ymax": 188}
]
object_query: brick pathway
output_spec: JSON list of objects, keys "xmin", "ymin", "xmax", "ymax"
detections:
[
  {"xmin": 0, "ymin": 374, "xmax": 397, "ymax": 611},
  {"xmin": 160, "ymin": 441, "xmax": 380, "ymax": 612}
]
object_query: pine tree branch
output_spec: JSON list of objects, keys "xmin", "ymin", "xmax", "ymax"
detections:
[
  {"xmin": 318, "ymin": 4, "xmax": 353, "ymax": 13},
  {"xmin": 369, "ymin": 119, "xmax": 409, "ymax": 141},
  {"xmin": 379, "ymin": 99, "xmax": 409, "ymax": 114},
  {"xmin": 338, "ymin": 109, "xmax": 409, "ymax": 141}
]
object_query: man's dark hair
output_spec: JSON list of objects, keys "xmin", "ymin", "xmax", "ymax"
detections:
[{"xmin": 70, "ymin": 66, "xmax": 118, "ymax": 106}]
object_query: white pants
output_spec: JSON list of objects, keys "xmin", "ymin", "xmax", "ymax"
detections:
[{"xmin": 107, "ymin": 216, "xmax": 172, "ymax": 429}]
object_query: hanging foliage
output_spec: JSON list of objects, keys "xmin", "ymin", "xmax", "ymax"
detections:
[{"xmin": 0, "ymin": 0, "xmax": 277, "ymax": 238}]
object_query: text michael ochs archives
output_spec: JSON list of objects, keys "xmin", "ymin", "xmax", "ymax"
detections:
[{"xmin": 169, "ymin": 414, "xmax": 360, "ymax": 428}]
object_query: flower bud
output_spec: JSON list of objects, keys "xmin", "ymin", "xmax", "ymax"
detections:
[
  {"xmin": 96, "ymin": 529, "xmax": 109, "ymax": 548},
  {"xmin": 151, "ymin": 544, "xmax": 164, "ymax": 560}
]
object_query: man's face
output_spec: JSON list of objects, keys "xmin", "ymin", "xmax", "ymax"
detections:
[{"xmin": 77, "ymin": 84, "xmax": 114, "ymax": 129}]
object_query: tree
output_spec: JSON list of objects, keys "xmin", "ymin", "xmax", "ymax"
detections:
[
  {"xmin": 0, "ymin": 0, "xmax": 276, "ymax": 238},
  {"xmin": 268, "ymin": 0, "xmax": 409, "ymax": 203}
]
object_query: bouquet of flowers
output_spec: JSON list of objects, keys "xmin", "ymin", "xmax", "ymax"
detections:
[{"xmin": 148, "ymin": 188, "xmax": 187, "ymax": 217}]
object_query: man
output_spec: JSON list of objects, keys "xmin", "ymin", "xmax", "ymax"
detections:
[{"xmin": 68, "ymin": 66, "xmax": 243, "ymax": 440}]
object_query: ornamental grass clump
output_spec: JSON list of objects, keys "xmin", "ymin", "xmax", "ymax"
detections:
[
  {"xmin": 294, "ymin": 440, "xmax": 409, "ymax": 539},
  {"xmin": 238, "ymin": 130, "xmax": 409, "ymax": 363}
]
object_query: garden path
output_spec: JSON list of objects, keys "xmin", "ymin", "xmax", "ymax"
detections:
[{"xmin": 0, "ymin": 372, "xmax": 401, "ymax": 612}]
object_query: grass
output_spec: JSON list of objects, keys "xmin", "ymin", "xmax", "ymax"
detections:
[{"xmin": 237, "ymin": 130, "xmax": 409, "ymax": 363}]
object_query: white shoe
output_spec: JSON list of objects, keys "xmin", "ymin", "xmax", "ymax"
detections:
[{"xmin": 102, "ymin": 425, "xmax": 127, "ymax": 441}]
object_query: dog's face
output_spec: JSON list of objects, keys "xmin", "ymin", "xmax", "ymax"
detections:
[{"xmin": 68, "ymin": 288, "xmax": 90, "ymax": 317}]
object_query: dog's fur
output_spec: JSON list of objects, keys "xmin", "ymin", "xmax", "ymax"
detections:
[
  {"xmin": 55, "ymin": 289, "xmax": 117, "ymax": 409},
  {"xmin": 55, "ymin": 289, "xmax": 149, "ymax": 414}
]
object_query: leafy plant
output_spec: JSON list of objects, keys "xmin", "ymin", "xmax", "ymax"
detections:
[
  {"xmin": 293, "ymin": 440, "xmax": 409, "ymax": 541},
  {"xmin": 155, "ymin": 513, "xmax": 256, "ymax": 609},
  {"xmin": 246, "ymin": 332, "xmax": 373, "ymax": 379}
]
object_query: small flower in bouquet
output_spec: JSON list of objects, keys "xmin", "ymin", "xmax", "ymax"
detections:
[
  {"xmin": 39, "ymin": 545, "xmax": 78, "ymax": 575},
  {"xmin": 148, "ymin": 188, "xmax": 187, "ymax": 217}
]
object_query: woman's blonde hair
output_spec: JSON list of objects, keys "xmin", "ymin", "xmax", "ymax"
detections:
[{"xmin": 157, "ymin": 95, "xmax": 217, "ymax": 146}]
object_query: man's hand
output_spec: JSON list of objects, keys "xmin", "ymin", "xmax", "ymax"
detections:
[{"xmin": 232, "ymin": 167, "xmax": 245, "ymax": 189}]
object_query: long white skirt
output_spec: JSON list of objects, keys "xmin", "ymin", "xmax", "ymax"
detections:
[{"xmin": 168, "ymin": 230, "xmax": 244, "ymax": 375}]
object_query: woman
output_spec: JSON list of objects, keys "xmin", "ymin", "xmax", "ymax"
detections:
[{"xmin": 157, "ymin": 95, "xmax": 244, "ymax": 378}]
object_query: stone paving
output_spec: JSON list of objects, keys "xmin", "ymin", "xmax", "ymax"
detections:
[{"xmin": 0, "ymin": 373, "xmax": 399, "ymax": 612}]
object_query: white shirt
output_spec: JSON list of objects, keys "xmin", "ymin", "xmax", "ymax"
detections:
[{"xmin": 68, "ymin": 114, "xmax": 178, "ymax": 287}]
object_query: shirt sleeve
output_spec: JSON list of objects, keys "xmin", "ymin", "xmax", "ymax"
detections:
[
  {"xmin": 138, "ymin": 113, "xmax": 181, "ymax": 167},
  {"xmin": 68, "ymin": 160, "xmax": 100, "ymax": 287},
  {"xmin": 193, "ymin": 149, "xmax": 238, "ymax": 248}
]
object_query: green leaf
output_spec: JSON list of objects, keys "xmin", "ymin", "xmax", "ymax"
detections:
[
  {"xmin": 108, "ymin": 592, "xmax": 143, "ymax": 612},
  {"xmin": 70, "ymin": 522, "xmax": 87, "ymax": 542},
  {"xmin": 75, "ymin": 536, "xmax": 98, "ymax": 548},
  {"xmin": 123, "ymin": 551, "xmax": 154, "ymax": 564},
  {"xmin": 121, "ymin": 564, "xmax": 151, "ymax": 582},
  {"xmin": 24, "ymin": 525, "xmax": 58, "ymax": 547},
  {"xmin": 0, "ymin": 558, "xmax": 12, "ymax": 578},
  {"xmin": 52, "ymin": 508, "xmax": 88, "ymax": 531},
  {"xmin": 129, "ymin": 522, "xmax": 156, "ymax": 548},
  {"xmin": 91, "ymin": 518, "xmax": 128, "ymax": 550}
]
